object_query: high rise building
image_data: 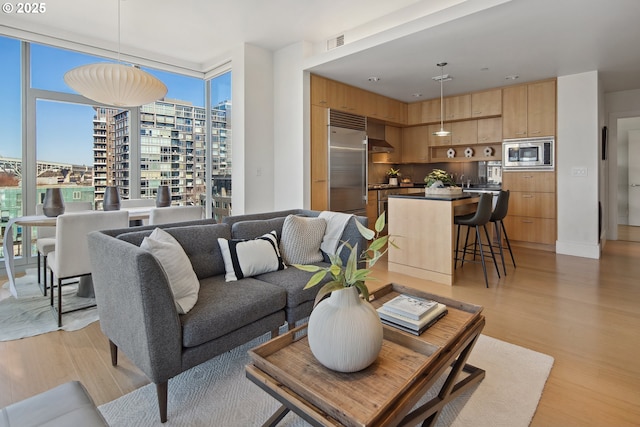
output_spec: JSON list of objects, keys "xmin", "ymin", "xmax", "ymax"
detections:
[{"xmin": 92, "ymin": 99, "xmax": 232, "ymax": 211}]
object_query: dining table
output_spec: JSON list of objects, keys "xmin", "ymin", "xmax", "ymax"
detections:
[{"xmin": 2, "ymin": 208, "xmax": 151, "ymax": 298}]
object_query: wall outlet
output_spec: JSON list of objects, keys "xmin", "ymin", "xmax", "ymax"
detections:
[{"xmin": 571, "ymin": 167, "xmax": 588, "ymax": 177}]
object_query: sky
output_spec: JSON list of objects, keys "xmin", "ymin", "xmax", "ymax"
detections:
[{"xmin": 0, "ymin": 36, "xmax": 231, "ymax": 165}]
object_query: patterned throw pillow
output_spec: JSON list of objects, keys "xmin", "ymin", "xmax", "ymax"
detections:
[
  {"xmin": 217, "ymin": 231, "xmax": 285, "ymax": 281},
  {"xmin": 279, "ymin": 215, "xmax": 327, "ymax": 265}
]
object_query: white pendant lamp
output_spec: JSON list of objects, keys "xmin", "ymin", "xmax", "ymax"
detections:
[
  {"xmin": 64, "ymin": 0, "xmax": 167, "ymax": 107},
  {"xmin": 433, "ymin": 62, "xmax": 451, "ymax": 137}
]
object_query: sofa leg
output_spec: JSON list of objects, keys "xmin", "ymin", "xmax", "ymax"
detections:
[
  {"xmin": 156, "ymin": 381, "xmax": 168, "ymax": 423},
  {"xmin": 287, "ymin": 321, "xmax": 295, "ymax": 331},
  {"xmin": 109, "ymin": 340, "xmax": 118, "ymax": 366},
  {"xmin": 271, "ymin": 327, "xmax": 279, "ymax": 338}
]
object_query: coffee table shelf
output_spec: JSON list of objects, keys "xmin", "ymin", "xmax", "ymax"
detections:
[{"xmin": 247, "ymin": 283, "xmax": 485, "ymax": 427}]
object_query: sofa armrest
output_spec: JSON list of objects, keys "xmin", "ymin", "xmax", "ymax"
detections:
[{"xmin": 87, "ymin": 231, "xmax": 183, "ymax": 383}]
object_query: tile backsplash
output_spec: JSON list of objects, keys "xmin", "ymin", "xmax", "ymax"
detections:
[{"xmin": 368, "ymin": 159, "xmax": 491, "ymax": 186}]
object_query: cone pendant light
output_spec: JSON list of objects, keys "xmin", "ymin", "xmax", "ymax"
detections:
[{"xmin": 64, "ymin": 0, "xmax": 167, "ymax": 107}]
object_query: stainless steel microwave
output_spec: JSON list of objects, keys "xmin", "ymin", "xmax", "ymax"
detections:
[{"xmin": 502, "ymin": 137, "xmax": 554, "ymax": 170}]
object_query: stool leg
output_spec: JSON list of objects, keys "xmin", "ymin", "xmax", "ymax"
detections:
[
  {"xmin": 454, "ymin": 224, "xmax": 461, "ymax": 269},
  {"xmin": 475, "ymin": 225, "xmax": 490, "ymax": 288},
  {"xmin": 461, "ymin": 226, "xmax": 471, "ymax": 268},
  {"xmin": 483, "ymin": 224, "xmax": 501, "ymax": 278},
  {"xmin": 501, "ymin": 220, "xmax": 516, "ymax": 268},
  {"xmin": 493, "ymin": 221, "xmax": 507, "ymax": 275}
]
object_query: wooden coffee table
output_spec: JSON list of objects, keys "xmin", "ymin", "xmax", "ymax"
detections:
[{"xmin": 246, "ymin": 283, "xmax": 485, "ymax": 427}]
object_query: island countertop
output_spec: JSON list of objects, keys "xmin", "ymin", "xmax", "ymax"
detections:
[{"xmin": 388, "ymin": 193, "xmax": 476, "ymax": 202}]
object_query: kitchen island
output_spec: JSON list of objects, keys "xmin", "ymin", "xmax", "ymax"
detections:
[{"xmin": 387, "ymin": 193, "xmax": 480, "ymax": 286}]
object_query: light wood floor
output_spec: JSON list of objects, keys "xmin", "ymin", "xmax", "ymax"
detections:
[{"xmin": 1, "ymin": 241, "xmax": 640, "ymax": 426}]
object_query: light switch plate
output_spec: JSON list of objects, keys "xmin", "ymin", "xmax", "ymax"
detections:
[{"xmin": 572, "ymin": 167, "xmax": 588, "ymax": 177}]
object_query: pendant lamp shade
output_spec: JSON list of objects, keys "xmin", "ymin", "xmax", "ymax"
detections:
[{"xmin": 64, "ymin": 63, "xmax": 167, "ymax": 107}]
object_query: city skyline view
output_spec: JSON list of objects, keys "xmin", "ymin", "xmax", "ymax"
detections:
[{"xmin": 0, "ymin": 36, "xmax": 231, "ymax": 165}]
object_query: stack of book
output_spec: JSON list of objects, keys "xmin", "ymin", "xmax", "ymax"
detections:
[{"xmin": 377, "ymin": 294, "xmax": 448, "ymax": 336}]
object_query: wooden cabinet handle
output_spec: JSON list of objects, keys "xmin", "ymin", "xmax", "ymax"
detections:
[
  {"xmin": 522, "ymin": 194, "xmax": 534, "ymax": 198},
  {"xmin": 521, "ymin": 220, "xmax": 534, "ymax": 224}
]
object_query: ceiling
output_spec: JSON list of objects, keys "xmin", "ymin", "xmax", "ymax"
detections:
[{"xmin": 2, "ymin": 0, "xmax": 640, "ymax": 102}]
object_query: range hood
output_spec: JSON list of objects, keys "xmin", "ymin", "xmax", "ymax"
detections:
[
  {"xmin": 368, "ymin": 138, "xmax": 394, "ymax": 153},
  {"xmin": 367, "ymin": 119, "xmax": 394, "ymax": 153}
]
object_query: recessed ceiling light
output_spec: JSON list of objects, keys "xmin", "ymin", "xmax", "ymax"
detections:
[
  {"xmin": 481, "ymin": 67, "xmax": 489, "ymax": 71},
  {"xmin": 505, "ymin": 74, "xmax": 519, "ymax": 80},
  {"xmin": 368, "ymin": 76, "xmax": 380, "ymax": 82},
  {"xmin": 412, "ymin": 93, "xmax": 423, "ymax": 98}
]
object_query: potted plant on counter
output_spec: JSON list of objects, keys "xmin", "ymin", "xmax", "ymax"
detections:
[
  {"xmin": 424, "ymin": 169, "xmax": 462, "ymax": 195},
  {"xmin": 386, "ymin": 167, "xmax": 400, "ymax": 186},
  {"xmin": 293, "ymin": 213, "xmax": 396, "ymax": 373}
]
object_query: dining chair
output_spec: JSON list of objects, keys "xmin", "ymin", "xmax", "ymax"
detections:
[
  {"xmin": 121, "ymin": 198, "xmax": 156, "ymax": 225},
  {"xmin": 149, "ymin": 206, "xmax": 204, "ymax": 225},
  {"xmin": 47, "ymin": 210, "xmax": 129, "ymax": 327},
  {"xmin": 35, "ymin": 201, "xmax": 92, "ymax": 295}
]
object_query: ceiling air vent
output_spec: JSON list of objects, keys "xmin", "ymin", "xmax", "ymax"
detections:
[{"xmin": 327, "ymin": 34, "xmax": 345, "ymax": 51}]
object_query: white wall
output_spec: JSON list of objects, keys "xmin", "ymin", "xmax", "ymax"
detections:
[
  {"xmin": 556, "ymin": 71, "xmax": 601, "ymax": 259},
  {"xmin": 231, "ymin": 44, "xmax": 275, "ymax": 215},
  {"xmin": 273, "ymin": 42, "xmax": 312, "ymax": 210}
]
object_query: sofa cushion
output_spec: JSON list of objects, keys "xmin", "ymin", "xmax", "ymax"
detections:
[
  {"xmin": 140, "ymin": 228, "xmax": 200, "ymax": 314},
  {"xmin": 217, "ymin": 231, "xmax": 285, "ymax": 281},
  {"xmin": 116, "ymin": 223, "xmax": 231, "ymax": 279},
  {"xmin": 231, "ymin": 217, "xmax": 287, "ymax": 240},
  {"xmin": 180, "ymin": 275, "xmax": 287, "ymax": 347},
  {"xmin": 279, "ymin": 214, "xmax": 326, "ymax": 265},
  {"xmin": 255, "ymin": 261, "xmax": 331, "ymax": 308}
]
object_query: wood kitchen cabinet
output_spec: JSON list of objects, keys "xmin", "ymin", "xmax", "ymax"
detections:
[
  {"xmin": 311, "ymin": 74, "xmax": 328, "ymax": 107},
  {"xmin": 366, "ymin": 190, "xmax": 378, "ymax": 229},
  {"xmin": 451, "ymin": 120, "xmax": 478, "ymax": 145},
  {"xmin": 310, "ymin": 105, "xmax": 329, "ymax": 210},
  {"xmin": 402, "ymin": 126, "xmax": 430, "ymax": 162},
  {"xmin": 407, "ymin": 98, "xmax": 441, "ymax": 125},
  {"xmin": 372, "ymin": 125, "xmax": 403, "ymax": 163},
  {"xmin": 477, "ymin": 117, "xmax": 503, "ymax": 144},
  {"xmin": 503, "ymin": 80, "xmax": 556, "ymax": 139},
  {"xmin": 502, "ymin": 171, "xmax": 556, "ymax": 246},
  {"xmin": 427, "ymin": 123, "xmax": 452, "ymax": 147},
  {"xmin": 444, "ymin": 94, "xmax": 471, "ymax": 121},
  {"xmin": 471, "ymin": 89, "xmax": 502, "ymax": 118}
]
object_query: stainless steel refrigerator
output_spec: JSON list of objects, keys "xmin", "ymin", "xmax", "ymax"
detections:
[{"xmin": 328, "ymin": 110, "xmax": 368, "ymax": 216}]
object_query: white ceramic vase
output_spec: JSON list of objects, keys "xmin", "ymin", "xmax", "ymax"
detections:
[{"xmin": 307, "ymin": 286, "xmax": 384, "ymax": 372}]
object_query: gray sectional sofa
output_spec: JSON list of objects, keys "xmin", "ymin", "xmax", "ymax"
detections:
[{"xmin": 86, "ymin": 209, "xmax": 366, "ymax": 423}]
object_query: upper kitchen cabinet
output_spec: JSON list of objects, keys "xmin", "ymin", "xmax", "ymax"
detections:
[
  {"xmin": 444, "ymin": 94, "xmax": 471, "ymax": 121},
  {"xmin": 367, "ymin": 93, "xmax": 407, "ymax": 124},
  {"xmin": 427, "ymin": 123, "xmax": 452, "ymax": 147},
  {"xmin": 402, "ymin": 126, "xmax": 430, "ymax": 163},
  {"xmin": 327, "ymin": 79, "xmax": 361, "ymax": 114},
  {"xmin": 311, "ymin": 74, "xmax": 328, "ymax": 107},
  {"xmin": 471, "ymin": 89, "xmax": 502, "ymax": 118},
  {"xmin": 451, "ymin": 120, "xmax": 478, "ymax": 145},
  {"xmin": 407, "ymin": 98, "xmax": 441, "ymax": 125},
  {"xmin": 372, "ymin": 125, "xmax": 403, "ymax": 163},
  {"xmin": 527, "ymin": 80, "xmax": 556, "ymax": 138},
  {"xmin": 477, "ymin": 117, "xmax": 503, "ymax": 144},
  {"xmin": 503, "ymin": 79, "xmax": 556, "ymax": 139}
]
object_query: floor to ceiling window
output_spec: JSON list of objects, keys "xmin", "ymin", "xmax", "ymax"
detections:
[
  {"xmin": 0, "ymin": 34, "xmax": 232, "ymax": 268},
  {"xmin": 0, "ymin": 36, "xmax": 22, "ymax": 260},
  {"xmin": 210, "ymin": 71, "xmax": 232, "ymax": 221}
]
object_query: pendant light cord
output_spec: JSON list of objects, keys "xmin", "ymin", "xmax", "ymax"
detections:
[{"xmin": 440, "ymin": 63, "xmax": 444, "ymax": 130}]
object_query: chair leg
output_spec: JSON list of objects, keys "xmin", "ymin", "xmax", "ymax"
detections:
[
  {"xmin": 110, "ymin": 340, "xmax": 118, "ymax": 366},
  {"xmin": 483, "ymin": 224, "xmax": 500, "ymax": 278},
  {"xmin": 57, "ymin": 278, "xmax": 63, "ymax": 327},
  {"xmin": 500, "ymin": 220, "xmax": 516, "ymax": 268},
  {"xmin": 50, "ymin": 269, "xmax": 54, "ymax": 307},
  {"xmin": 37, "ymin": 252, "xmax": 41, "ymax": 285},
  {"xmin": 43, "ymin": 255, "xmax": 48, "ymax": 296},
  {"xmin": 156, "ymin": 381, "xmax": 168, "ymax": 423}
]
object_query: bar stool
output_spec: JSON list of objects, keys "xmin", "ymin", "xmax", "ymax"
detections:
[
  {"xmin": 454, "ymin": 193, "xmax": 500, "ymax": 288},
  {"xmin": 490, "ymin": 190, "xmax": 516, "ymax": 275}
]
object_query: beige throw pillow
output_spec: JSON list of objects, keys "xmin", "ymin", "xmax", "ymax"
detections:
[
  {"xmin": 140, "ymin": 228, "xmax": 200, "ymax": 314},
  {"xmin": 279, "ymin": 215, "xmax": 327, "ymax": 265}
]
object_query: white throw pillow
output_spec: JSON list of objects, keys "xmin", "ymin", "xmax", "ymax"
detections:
[
  {"xmin": 279, "ymin": 214, "xmax": 326, "ymax": 265},
  {"xmin": 140, "ymin": 228, "xmax": 200, "ymax": 314},
  {"xmin": 217, "ymin": 231, "xmax": 285, "ymax": 281}
]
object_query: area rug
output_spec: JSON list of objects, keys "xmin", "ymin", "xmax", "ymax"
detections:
[
  {"xmin": 99, "ymin": 334, "xmax": 554, "ymax": 426},
  {"xmin": 0, "ymin": 269, "xmax": 99, "ymax": 341}
]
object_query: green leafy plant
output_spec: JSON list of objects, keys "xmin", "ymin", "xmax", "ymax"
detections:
[
  {"xmin": 386, "ymin": 167, "xmax": 400, "ymax": 177},
  {"xmin": 424, "ymin": 168, "xmax": 457, "ymax": 187},
  {"xmin": 293, "ymin": 213, "xmax": 396, "ymax": 306}
]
